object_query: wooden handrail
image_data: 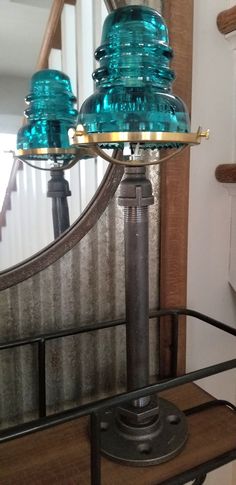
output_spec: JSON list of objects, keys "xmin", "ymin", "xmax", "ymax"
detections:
[
  {"xmin": 37, "ymin": 0, "xmax": 76, "ymax": 69},
  {"xmin": 37, "ymin": 0, "xmax": 65, "ymax": 70},
  {"xmin": 215, "ymin": 164, "xmax": 236, "ymax": 183},
  {"xmin": 104, "ymin": 0, "xmax": 127, "ymax": 11},
  {"xmin": 217, "ymin": 6, "xmax": 236, "ymax": 35}
]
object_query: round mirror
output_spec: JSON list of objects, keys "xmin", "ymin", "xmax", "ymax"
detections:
[{"xmin": 0, "ymin": 0, "xmax": 110, "ymax": 272}]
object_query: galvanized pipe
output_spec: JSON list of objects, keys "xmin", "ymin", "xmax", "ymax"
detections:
[
  {"xmin": 124, "ymin": 205, "xmax": 149, "ymax": 392},
  {"xmin": 119, "ymin": 167, "xmax": 154, "ymax": 407},
  {"xmin": 51, "ymin": 196, "xmax": 70, "ymax": 238},
  {"xmin": 47, "ymin": 170, "xmax": 71, "ymax": 238}
]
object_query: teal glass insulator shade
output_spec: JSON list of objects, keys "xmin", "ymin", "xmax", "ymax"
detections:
[
  {"xmin": 17, "ymin": 69, "xmax": 78, "ymax": 160},
  {"xmin": 79, "ymin": 5, "xmax": 190, "ymax": 149}
]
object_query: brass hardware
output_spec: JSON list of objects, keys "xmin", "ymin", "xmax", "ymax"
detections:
[
  {"xmin": 199, "ymin": 129, "xmax": 210, "ymax": 140},
  {"xmin": 14, "ymin": 146, "xmax": 95, "ymax": 171},
  {"xmin": 15, "ymin": 127, "xmax": 210, "ymax": 169},
  {"xmin": 69, "ymin": 126, "xmax": 209, "ymax": 147},
  {"xmin": 92, "ymin": 144, "xmax": 189, "ymax": 166},
  {"xmin": 15, "ymin": 147, "xmax": 78, "ymax": 157}
]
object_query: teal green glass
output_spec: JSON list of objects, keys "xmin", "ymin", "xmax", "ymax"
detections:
[
  {"xmin": 17, "ymin": 69, "xmax": 78, "ymax": 159},
  {"xmin": 79, "ymin": 5, "xmax": 190, "ymax": 148}
]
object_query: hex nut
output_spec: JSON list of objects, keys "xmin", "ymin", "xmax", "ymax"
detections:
[{"xmin": 118, "ymin": 399, "xmax": 159, "ymax": 425}]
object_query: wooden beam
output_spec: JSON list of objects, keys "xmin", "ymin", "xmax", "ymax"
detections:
[
  {"xmin": 217, "ymin": 6, "xmax": 236, "ymax": 35},
  {"xmin": 159, "ymin": 0, "xmax": 193, "ymax": 378}
]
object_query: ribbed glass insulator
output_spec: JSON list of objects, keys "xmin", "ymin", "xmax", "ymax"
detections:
[
  {"xmin": 17, "ymin": 69, "xmax": 78, "ymax": 158},
  {"xmin": 79, "ymin": 5, "xmax": 190, "ymax": 148}
]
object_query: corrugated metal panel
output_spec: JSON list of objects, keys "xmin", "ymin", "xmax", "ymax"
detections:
[{"xmin": 0, "ymin": 164, "xmax": 160, "ymax": 425}]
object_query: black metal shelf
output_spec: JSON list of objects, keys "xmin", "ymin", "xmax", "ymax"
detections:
[{"xmin": 0, "ymin": 308, "xmax": 235, "ymax": 485}]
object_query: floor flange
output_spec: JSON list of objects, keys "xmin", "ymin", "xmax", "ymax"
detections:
[{"xmin": 100, "ymin": 397, "xmax": 188, "ymax": 466}]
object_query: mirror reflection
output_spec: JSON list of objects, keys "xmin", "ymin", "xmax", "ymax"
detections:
[{"xmin": 0, "ymin": 0, "xmax": 108, "ymax": 271}]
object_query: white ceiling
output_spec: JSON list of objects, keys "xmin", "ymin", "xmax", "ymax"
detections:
[
  {"xmin": 11, "ymin": 0, "xmax": 52, "ymax": 7},
  {"xmin": 0, "ymin": 0, "xmax": 52, "ymax": 77}
]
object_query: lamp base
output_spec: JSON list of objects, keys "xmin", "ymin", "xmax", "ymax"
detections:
[{"xmin": 100, "ymin": 398, "xmax": 188, "ymax": 466}]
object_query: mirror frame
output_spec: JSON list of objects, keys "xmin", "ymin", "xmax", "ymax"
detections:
[
  {"xmin": 0, "ymin": 0, "xmax": 124, "ymax": 290},
  {"xmin": 0, "ymin": 164, "xmax": 123, "ymax": 290}
]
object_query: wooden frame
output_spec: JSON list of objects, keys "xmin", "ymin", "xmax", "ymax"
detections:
[
  {"xmin": 160, "ymin": 0, "xmax": 193, "ymax": 377},
  {"xmin": 0, "ymin": 165, "xmax": 123, "ymax": 290}
]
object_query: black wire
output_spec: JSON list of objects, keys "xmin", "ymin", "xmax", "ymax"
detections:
[
  {"xmin": 167, "ymin": 399, "xmax": 236, "ymax": 485},
  {"xmin": 184, "ymin": 399, "xmax": 236, "ymax": 416},
  {"xmin": 192, "ymin": 475, "xmax": 207, "ymax": 485}
]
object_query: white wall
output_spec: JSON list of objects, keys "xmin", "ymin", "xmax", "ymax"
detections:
[
  {"xmin": 0, "ymin": 75, "xmax": 28, "ymax": 133},
  {"xmin": 187, "ymin": 0, "xmax": 236, "ymax": 483}
]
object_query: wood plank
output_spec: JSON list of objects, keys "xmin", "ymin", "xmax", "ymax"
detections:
[
  {"xmin": 217, "ymin": 6, "xmax": 236, "ymax": 35},
  {"xmin": 159, "ymin": 0, "xmax": 193, "ymax": 378},
  {"xmin": 0, "ymin": 384, "xmax": 235, "ymax": 484}
]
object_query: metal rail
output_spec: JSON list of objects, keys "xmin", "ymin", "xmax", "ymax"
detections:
[
  {"xmin": 0, "ymin": 308, "xmax": 235, "ymax": 485},
  {"xmin": 0, "ymin": 308, "xmax": 235, "ymax": 350}
]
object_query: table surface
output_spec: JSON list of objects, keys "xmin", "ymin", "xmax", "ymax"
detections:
[{"xmin": 0, "ymin": 383, "xmax": 235, "ymax": 485}]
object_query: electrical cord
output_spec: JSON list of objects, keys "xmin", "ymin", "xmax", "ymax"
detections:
[
  {"xmin": 184, "ymin": 399, "xmax": 236, "ymax": 416},
  {"xmin": 192, "ymin": 475, "xmax": 207, "ymax": 485}
]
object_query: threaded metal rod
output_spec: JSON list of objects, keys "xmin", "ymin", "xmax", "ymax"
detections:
[
  {"xmin": 51, "ymin": 197, "xmax": 70, "ymax": 238},
  {"xmin": 119, "ymin": 167, "xmax": 154, "ymax": 409},
  {"xmin": 124, "ymin": 205, "xmax": 150, "ymax": 394},
  {"xmin": 47, "ymin": 170, "xmax": 71, "ymax": 239}
]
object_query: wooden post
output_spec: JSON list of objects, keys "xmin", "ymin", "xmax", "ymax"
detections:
[{"xmin": 159, "ymin": 0, "xmax": 193, "ymax": 377}]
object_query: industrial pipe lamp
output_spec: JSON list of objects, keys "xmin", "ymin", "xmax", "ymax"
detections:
[{"xmin": 15, "ymin": 4, "xmax": 209, "ymax": 468}]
